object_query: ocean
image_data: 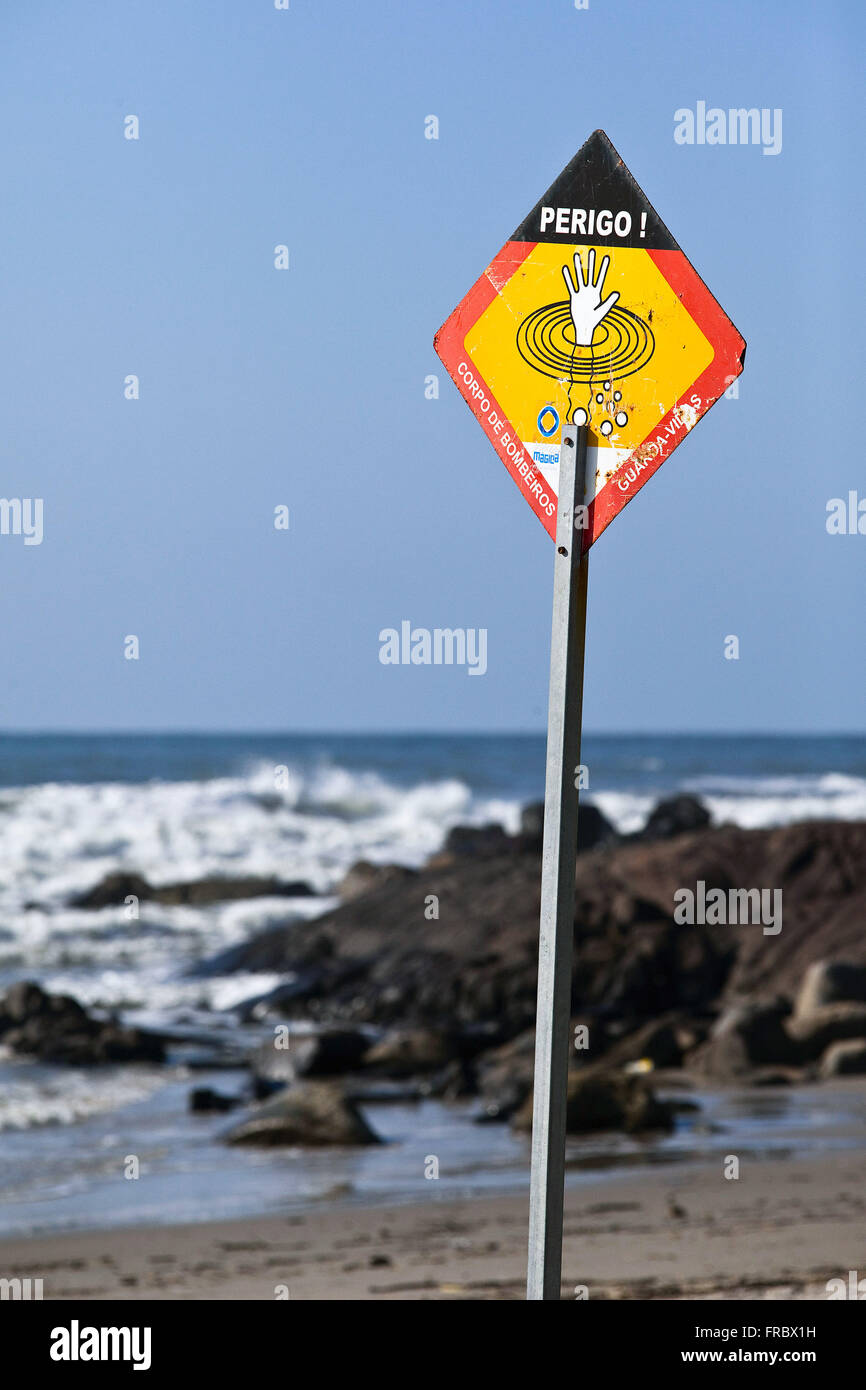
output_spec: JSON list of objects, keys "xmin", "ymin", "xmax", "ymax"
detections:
[{"xmin": 0, "ymin": 731, "xmax": 864, "ymax": 1235}]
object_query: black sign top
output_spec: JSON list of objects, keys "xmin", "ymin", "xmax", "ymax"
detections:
[{"xmin": 512, "ymin": 130, "xmax": 679, "ymax": 251}]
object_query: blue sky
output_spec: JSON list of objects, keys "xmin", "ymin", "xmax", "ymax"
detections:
[{"xmin": 0, "ymin": 0, "xmax": 861, "ymax": 732}]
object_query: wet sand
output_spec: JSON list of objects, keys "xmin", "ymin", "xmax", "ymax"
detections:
[{"xmin": 0, "ymin": 1149, "xmax": 862, "ymax": 1300}]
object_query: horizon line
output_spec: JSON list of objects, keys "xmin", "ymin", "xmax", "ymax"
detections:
[{"xmin": 0, "ymin": 728, "xmax": 863, "ymax": 740}]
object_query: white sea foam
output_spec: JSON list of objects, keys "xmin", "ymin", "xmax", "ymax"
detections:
[
  {"xmin": 0, "ymin": 763, "xmax": 521, "ymax": 1010},
  {"xmin": 0, "ymin": 762, "xmax": 519, "ymax": 910},
  {"xmin": 0, "ymin": 759, "xmax": 863, "ymax": 1018},
  {"xmin": 595, "ymin": 772, "xmax": 866, "ymax": 836},
  {"xmin": 686, "ymin": 771, "xmax": 866, "ymax": 830},
  {"xmin": 592, "ymin": 791, "xmax": 657, "ymax": 835},
  {"xmin": 0, "ymin": 1064, "xmax": 165, "ymax": 1132}
]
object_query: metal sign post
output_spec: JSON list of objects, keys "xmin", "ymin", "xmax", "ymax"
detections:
[{"xmin": 526, "ymin": 422, "xmax": 589, "ymax": 1301}]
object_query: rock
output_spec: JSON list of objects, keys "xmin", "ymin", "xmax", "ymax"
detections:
[
  {"xmin": 519, "ymin": 802, "xmax": 545, "ymax": 844},
  {"xmin": 3, "ymin": 980, "xmax": 71, "ymax": 1025},
  {"xmin": 292, "ymin": 1028, "xmax": 373, "ymax": 1077},
  {"xmin": 599, "ymin": 1014, "xmax": 695, "ymax": 1071},
  {"xmin": 195, "ymin": 929, "xmax": 334, "ymax": 979},
  {"xmin": 148, "ymin": 1025, "xmax": 249, "ymax": 1070},
  {"xmin": 71, "ymin": 873, "xmax": 315, "ymax": 910},
  {"xmin": 192, "ymin": 820, "xmax": 866, "ymax": 1041},
  {"xmin": 751, "ymin": 1069, "xmax": 797, "ymax": 1086},
  {"xmin": 0, "ymin": 982, "xmax": 165, "ymax": 1065},
  {"xmin": 250, "ymin": 1040, "xmax": 296, "ymax": 1090},
  {"xmin": 189, "ymin": 1087, "xmax": 241, "ymax": 1113},
  {"xmin": 513, "ymin": 1067, "xmax": 675, "ymax": 1135},
  {"xmin": 639, "ymin": 794, "xmax": 711, "ymax": 841},
  {"xmin": 692, "ymin": 999, "xmax": 800, "ymax": 1079},
  {"xmin": 795, "ymin": 961, "xmax": 866, "ymax": 1017},
  {"xmin": 223, "ymin": 1081, "xmax": 381, "ymax": 1147},
  {"xmin": 599, "ymin": 923, "xmax": 735, "ymax": 1021},
  {"xmin": 443, "ymin": 823, "xmax": 510, "ymax": 858},
  {"xmin": 363, "ymin": 1028, "xmax": 457, "ymax": 1077},
  {"xmin": 249, "ymin": 1027, "xmax": 375, "ymax": 1085},
  {"xmin": 786, "ymin": 1003, "xmax": 866, "ymax": 1060},
  {"xmin": 3, "ymin": 1017, "xmax": 164, "ymax": 1066},
  {"xmin": 233, "ymin": 958, "xmax": 368, "ymax": 1022},
  {"xmin": 154, "ymin": 875, "xmax": 317, "ymax": 906},
  {"xmin": 88, "ymin": 1023, "xmax": 166, "ymax": 1064},
  {"xmin": 819, "ymin": 1040, "xmax": 866, "ymax": 1077},
  {"xmin": 577, "ymin": 803, "xmax": 619, "ymax": 852},
  {"xmin": 431, "ymin": 1057, "xmax": 478, "ymax": 1100},
  {"xmin": 517, "ymin": 800, "xmax": 617, "ymax": 854},
  {"xmin": 338, "ymin": 861, "xmax": 417, "ymax": 901},
  {"xmin": 69, "ymin": 872, "xmax": 152, "ymax": 910},
  {"xmin": 475, "ymin": 1029, "xmax": 536, "ymax": 1121}
]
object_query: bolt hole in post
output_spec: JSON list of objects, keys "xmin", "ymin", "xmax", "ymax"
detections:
[{"xmin": 527, "ymin": 420, "xmax": 589, "ymax": 1300}]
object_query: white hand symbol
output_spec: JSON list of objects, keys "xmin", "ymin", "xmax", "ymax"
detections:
[{"xmin": 561, "ymin": 249, "xmax": 620, "ymax": 347}]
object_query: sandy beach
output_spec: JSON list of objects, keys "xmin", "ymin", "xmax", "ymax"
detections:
[{"xmin": 1, "ymin": 1149, "xmax": 861, "ymax": 1301}]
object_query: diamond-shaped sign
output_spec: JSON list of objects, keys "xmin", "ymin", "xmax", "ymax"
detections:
[{"xmin": 434, "ymin": 131, "xmax": 746, "ymax": 546}]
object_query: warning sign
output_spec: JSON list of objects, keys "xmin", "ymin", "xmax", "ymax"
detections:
[{"xmin": 434, "ymin": 130, "xmax": 746, "ymax": 545}]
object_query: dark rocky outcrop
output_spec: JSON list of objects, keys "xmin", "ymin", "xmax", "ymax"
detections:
[
  {"xmin": 820, "ymin": 1040, "xmax": 866, "ymax": 1077},
  {"xmin": 784, "ymin": 958, "xmax": 866, "ymax": 1068},
  {"xmin": 247, "ymin": 1028, "xmax": 378, "ymax": 1093},
  {"xmin": 691, "ymin": 999, "xmax": 801, "ymax": 1079},
  {"xmin": 786, "ymin": 1004, "xmax": 866, "ymax": 1061},
  {"xmin": 193, "ymin": 929, "xmax": 334, "ymax": 980},
  {"xmin": 442, "ymin": 823, "xmax": 512, "ymax": 859},
  {"xmin": 295, "ymin": 1028, "xmax": 373, "ymax": 1076},
  {"xmin": 518, "ymin": 802, "xmax": 545, "ymax": 845},
  {"xmin": 338, "ymin": 861, "xmax": 417, "ymax": 901},
  {"xmin": 69, "ymin": 872, "xmax": 153, "ymax": 908},
  {"xmin": 475, "ymin": 1029, "xmax": 536, "ymax": 1121},
  {"xmin": 233, "ymin": 959, "xmax": 369, "ymax": 1022},
  {"xmin": 795, "ymin": 960, "xmax": 866, "ymax": 1016},
  {"xmin": 517, "ymin": 799, "xmax": 618, "ymax": 854},
  {"xmin": 637, "ymin": 794, "xmax": 712, "ymax": 841},
  {"xmin": 71, "ymin": 873, "xmax": 315, "ymax": 910},
  {"xmin": 223, "ymin": 1081, "xmax": 381, "ymax": 1147},
  {"xmin": 513, "ymin": 1066, "xmax": 675, "ymax": 1135},
  {"xmin": 576, "ymin": 802, "xmax": 620, "ymax": 852},
  {"xmin": 0, "ymin": 982, "xmax": 165, "ymax": 1065},
  {"xmin": 189, "ymin": 1087, "xmax": 242, "ymax": 1113},
  {"xmin": 194, "ymin": 821, "xmax": 866, "ymax": 1051},
  {"xmin": 597, "ymin": 1013, "xmax": 706, "ymax": 1071},
  {"xmin": 177, "ymin": 816, "xmax": 866, "ymax": 1106},
  {"xmin": 363, "ymin": 1028, "xmax": 458, "ymax": 1077}
]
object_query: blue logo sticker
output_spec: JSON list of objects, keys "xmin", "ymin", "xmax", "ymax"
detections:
[{"xmin": 537, "ymin": 406, "xmax": 559, "ymax": 438}]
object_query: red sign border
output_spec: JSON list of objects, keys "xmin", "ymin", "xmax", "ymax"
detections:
[{"xmin": 434, "ymin": 241, "xmax": 745, "ymax": 548}]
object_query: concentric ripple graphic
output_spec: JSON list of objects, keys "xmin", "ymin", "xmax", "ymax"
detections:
[{"xmin": 517, "ymin": 299, "xmax": 655, "ymax": 383}]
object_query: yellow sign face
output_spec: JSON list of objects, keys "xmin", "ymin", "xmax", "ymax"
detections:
[{"xmin": 465, "ymin": 243, "xmax": 714, "ymax": 499}]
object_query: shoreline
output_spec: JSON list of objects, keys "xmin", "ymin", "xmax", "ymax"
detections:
[{"xmin": 0, "ymin": 1148, "xmax": 860, "ymax": 1301}]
